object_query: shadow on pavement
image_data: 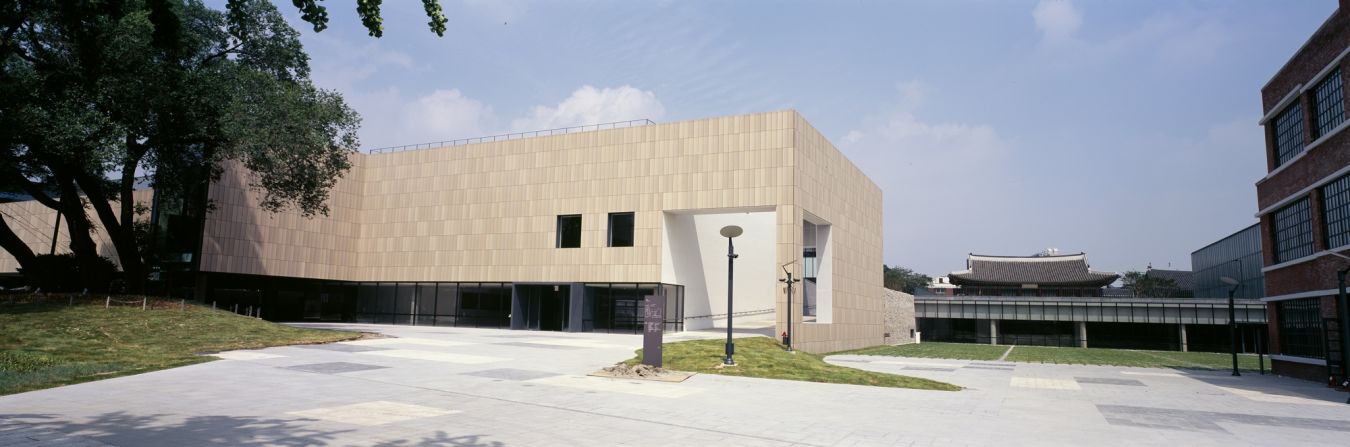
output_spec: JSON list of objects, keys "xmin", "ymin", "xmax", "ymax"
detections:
[{"xmin": 1, "ymin": 412, "xmax": 508, "ymax": 446}]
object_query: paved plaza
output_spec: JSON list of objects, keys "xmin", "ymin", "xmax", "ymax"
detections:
[{"xmin": 2, "ymin": 324, "xmax": 1349, "ymax": 446}]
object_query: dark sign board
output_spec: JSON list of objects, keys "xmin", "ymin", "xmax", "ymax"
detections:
[{"xmin": 642, "ymin": 294, "xmax": 665, "ymax": 367}]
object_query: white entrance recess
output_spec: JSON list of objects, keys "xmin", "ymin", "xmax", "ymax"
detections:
[{"xmin": 661, "ymin": 207, "xmax": 777, "ymax": 330}]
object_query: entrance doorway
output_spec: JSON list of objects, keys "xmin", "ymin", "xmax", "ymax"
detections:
[{"xmin": 517, "ymin": 284, "xmax": 570, "ymax": 331}]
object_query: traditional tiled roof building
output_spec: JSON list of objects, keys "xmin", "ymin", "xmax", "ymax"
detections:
[{"xmin": 948, "ymin": 253, "xmax": 1119, "ymax": 297}]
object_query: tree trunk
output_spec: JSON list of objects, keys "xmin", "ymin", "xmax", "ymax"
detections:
[
  {"xmin": 56, "ymin": 176, "xmax": 107, "ymax": 291},
  {"xmin": 76, "ymin": 169, "xmax": 146, "ymax": 293},
  {"xmin": 0, "ymin": 213, "xmax": 38, "ymax": 276}
]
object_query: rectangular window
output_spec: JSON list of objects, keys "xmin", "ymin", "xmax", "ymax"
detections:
[
  {"xmin": 556, "ymin": 214, "xmax": 582, "ymax": 248},
  {"xmin": 607, "ymin": 212, "xmax": 634, "ymax": 247},
  {"xmin": 1272, "ymin": 101, "xmax": 1305, "ymax": 167},
  {"xmin": 1272, "ymin": 198, "xmax": 1314, "ymax": 263},
  {"xmin": 1314, "ymin": 68, "xmax": 1345, "ymax": 139},
  {"xmin": 1324, "ymin": 174, "xmax": 1350, "ymax": 249},
  {"xmin": 1277, "ymin": 298, "xmax": 1325, "ymax": 359}
]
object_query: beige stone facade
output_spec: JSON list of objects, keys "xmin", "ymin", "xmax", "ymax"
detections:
[{"xmin": 1, "ymin": 110, "xmax": 883, "ymax": 352}]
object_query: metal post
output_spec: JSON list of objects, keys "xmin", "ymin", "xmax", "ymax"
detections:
[
  {"xmin": 1258, "ymin": 332, "xmax": 1265, "ymax": 375},
  {"xmin": 142, "ymin": 296, "xmax": 147, "ymax": 311},
  {"xmin": 1228, "ymin": 287, "xmax": 1240, "ymax": 376},
  {"xmin": 786, "ymin": 272, "xmax": 793, "ymax": 351},
  {"xmin": 724, "ymin": 236, "xmax": 737, "ymax": 365}
]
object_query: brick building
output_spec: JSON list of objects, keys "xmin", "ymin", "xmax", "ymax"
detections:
[{"xmin": 1257, "ymin": 1, "xmax": 1350, "ymax": 382}]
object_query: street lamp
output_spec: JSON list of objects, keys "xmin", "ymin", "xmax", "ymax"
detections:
[
  {"xmin": 780, "ymin": 262, "xmax": 801, "ymax": 353},
  {"xmin": 720, "ymin": 225, "xmax": 743, "ymax": 366},
  {"xmin": 1221, "ymin": 276, "xmax": 1241, "ymax": 377}
]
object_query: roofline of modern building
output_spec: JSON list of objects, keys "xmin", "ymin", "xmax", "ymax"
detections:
[{"xmin": 1189, "ymin": 222, "xmax": 1261, "ymax": 256}]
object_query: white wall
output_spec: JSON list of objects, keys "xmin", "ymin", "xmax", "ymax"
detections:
[{"xmin": 662, "ymin": 208, "xmax": 777, "ymax": 330}]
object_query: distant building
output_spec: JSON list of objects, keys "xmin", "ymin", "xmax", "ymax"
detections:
[
  {"xmin": 916, "ymin": 251, "xmax": 1267, "ymax": 352},
  {"xmin": 948, "ymin": 253, "xmax": 1119, "ymax": 297},
  {"xmin": 1191, "ymin": 224, "xmax": 1264, "ymax": 299},
  {"xmin": 924, "ymin": 276, "xmax": 956, "ymax": 297},
  {"xmin": 1255, "ymin": 3, "xmax": 1350, "ymax": 382}
]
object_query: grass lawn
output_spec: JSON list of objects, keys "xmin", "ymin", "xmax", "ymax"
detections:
[
  {"xmin": 842, "ymin": 341, "xmax": 1264, "ymax": 371},
  {"xmin": 840, "ymin": 342, "xmax": 1010, "ymax": 361},
  {"xmin": 0, "ymin": 297, "xmax": 362, "ymax": 396},
  {"xmin": 1006, "ymin": 345, "xmax": 1263, "ymax": 371},
  {"xmin": 625, "ymin": 337, "xmax": 960, "ymax": 391}
]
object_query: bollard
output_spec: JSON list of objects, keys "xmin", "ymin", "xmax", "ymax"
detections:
[
  {"xmin": 105, "ymin": 296, "xmax": 110, "ymax": 308},
  {"xmin": 142, "ymin": 296, "xmax": 147, "ymax": 310},
  {"xmin": 180, "ymin": 299, "xmax": 186, "ymax": 311},
  {"xmin": 233, "ymin": 303, "xmax": 238, "ymax": 314},
  {"xmin": 246, "ymin": 305, "xmax": 252, "ymax": 317},
  {"xmin": 212, "ymin": 301, "xmax": 217, "ymax": 311},
  {"xmin": 258, "ymin": 308, "xmax": 262, "ymax": 320}
]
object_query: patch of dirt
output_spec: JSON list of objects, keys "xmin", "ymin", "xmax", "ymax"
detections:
[{"xmin": 591, "ymin": 363, "xmax": 693, "ymax": 382}]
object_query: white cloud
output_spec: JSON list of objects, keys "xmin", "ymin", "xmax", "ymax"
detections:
[
  {"xmin": 400, "ymin": 89, "xmax": 496, "ymax": 143},
  {"xmin": 510, "ymin": 85, "xmax": 666, "ymax": 131},
  {"xmin": 1033, "ymin": 0, "xmax": 1082, "ymax": 43}
]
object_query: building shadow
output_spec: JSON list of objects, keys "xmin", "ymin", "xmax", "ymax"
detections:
[
  {"xmin": 2, "ymin": 412, "xmax": 511, "ymax": 446},
  {"xmin": 372, "ymin": 431, "xmax": 505, "ymax": 447}
]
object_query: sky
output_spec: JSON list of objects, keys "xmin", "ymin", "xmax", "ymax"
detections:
[{"xmin": 264, "ymin": 0, "xmax": 1335, "ymax": 277}]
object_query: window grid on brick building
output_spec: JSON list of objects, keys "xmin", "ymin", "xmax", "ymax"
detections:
[
  {"xmin": 1273, "ymin": 102, "xmax": 1306, "ymax": 167},
  {"xmin": 1272, "ymin": 197, "xmax": 1314, "ymax": 263},
  {"xmin": 1314, "ymin": 68, "xmax": 1345, "ymax": 138},
  {"xmin": 1277, "ymin": 298, "xmax": 1325, "ymax": 360},
  {"xmin": 1323, "ymin": 174, "xmax": 1350, "ymax": 249}
]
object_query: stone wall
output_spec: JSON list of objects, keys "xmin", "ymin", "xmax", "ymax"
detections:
[{"xmin": 883, "ymin": 288, "xmax": 915, "ymax": 345}]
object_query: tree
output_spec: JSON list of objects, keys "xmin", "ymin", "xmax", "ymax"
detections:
[
  {"xmin": 1, "ymin": 0, "xmax": 360, "ymax": 291},
  {"xmin": 883, "ymin": 265, "xmax": 931, "ymax": 294},
  {"xmin": 1121, "ymin": 271, "xmax": 1185, "ymax": 298}
]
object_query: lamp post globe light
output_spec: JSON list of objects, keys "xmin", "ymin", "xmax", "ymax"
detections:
[
  {"xmin": 720, "ymin": 225, "xmax": 742, "ymax": 366},
  {"xmin": 1221, "ymin": 276, "xmax": 1241, "ymax": 377}
]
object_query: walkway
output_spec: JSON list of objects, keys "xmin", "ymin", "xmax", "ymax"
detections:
[{"xmin": 2, "ymin": 324, "xmax": 1348, "ymax": 446}]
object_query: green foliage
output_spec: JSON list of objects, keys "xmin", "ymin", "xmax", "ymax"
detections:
[
  {"xmin": 1121, "ymin": 271, "xmax": 1187, "ymax": 298},
  {"xmin": 0, "ymin": 299, "xmax": 362, "ymax": 395},
  {"xmin": 883, "ymin": 265, "xmax": 932, "ymax": 294},
  {"xmin": 1, "ymin": 0, "xmax": 362, "ymax": 291},
  {"xmin": 625, "ymin": 337, "xmax": 959, "ymax": 391}
]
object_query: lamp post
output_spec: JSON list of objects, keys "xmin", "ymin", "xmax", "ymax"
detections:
[
  {"xmin": 781, "ymin": 262, "xmax": 801, "ymax": 352},
  {"xmin": 720, "ymin": 225, "xmax": 742, "ymax": 366},
  {"xmin": 1221, "ymin": 276, "xmax": 1241, "ymax": 377}
]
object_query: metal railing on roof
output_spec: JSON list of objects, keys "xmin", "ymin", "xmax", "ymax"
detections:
[{"xmin": 366, "ymin": 119, "xmax": 656, "ymax": 154}]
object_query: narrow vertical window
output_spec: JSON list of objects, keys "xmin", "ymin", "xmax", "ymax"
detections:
[
  {"xmin": 556, "ymin": 215, "xmax": 582, "ymax": 248},
  {"xmin": 1272, "ymin": 101, "xmax": 1305, "ymax": 167},
  {"xmin": 1322, "ymin": 173, "xmax": 1350, "ymax": 249},
  {"xmin": 607, "ymin": 212, "xmax": 635, "ymax": 247},
  {"xmin": 1314, "ymin": 68, "xmax": 1345, "ymax": 139}
]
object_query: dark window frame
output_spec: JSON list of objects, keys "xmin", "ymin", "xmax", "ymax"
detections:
[
  {"xmin": 556, "ymin": 214, "xmax": 582, "ymax": 248},
  {"xmin": 1313, "ymin": 68, "xmax": 1346, "ymax": 139},
  {"xmin": 1271, "ymin": 197, "xmax": 1314, "ymax": 263},
  {"xmin": 1272, "ymin": 101, "xmax": 1306, "ymax": 167},
  {"xmin": 1276, "ymin": 298, "xmax": 1325, "ymax": 359},
  {"xmin": 607, "ymin": 212, "xmax": 635, "ymax": 247},
  {"xmin": 1323, "ymin": 174, "xmax": 1350, "ymax": 249}
]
